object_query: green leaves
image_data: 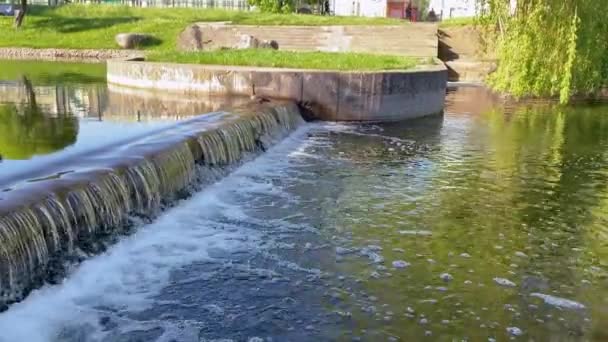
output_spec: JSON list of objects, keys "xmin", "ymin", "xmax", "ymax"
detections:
[
  {"xmin": 480, "ymin": 0, "xmax": 608, "ymax": 104},
  {"xmin": 248, "ymin": 0, "xmax": 295, "ymax": 14}
]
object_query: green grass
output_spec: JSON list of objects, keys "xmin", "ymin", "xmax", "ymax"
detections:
[
  {"xmin": 147, "ymin": 50, "xmax": 419, "ymax": 71},
  {"xmin": 0, "ymin": 4, "xmax": 405, "ymax": 51},
  {"xmin": 439, "ymin": 17, "xmax": 477, "ymax": 28}
]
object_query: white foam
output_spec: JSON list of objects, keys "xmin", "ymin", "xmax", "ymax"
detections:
[
  {"xmin": 530, "ymin": 293, "xmax": 586, "ymax": 310},
  {"xmin": 0, "ymin": 190, "xmax": 250, "ymax": 342},
  {"xmin": 0, "ymin": 124, "xmax": 316, "ymax": 342}
]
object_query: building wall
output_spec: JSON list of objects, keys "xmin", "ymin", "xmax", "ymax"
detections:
[
  {"xmin": 428, "ymin": 0, "xmax": 478, "ymax": 18},
  {"xmin": 332, "ymin": 0, "xmax": 387, "ymax": 17}
]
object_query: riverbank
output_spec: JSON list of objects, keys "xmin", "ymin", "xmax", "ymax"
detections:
[
  {"xmin": 0, "ymin": 47, "xmax": 142, "ymax": 62},
  {"xmin": 0, "ymin": 46, "xmax": 422, "ymax": 70},
  {"xmin": 0, "ymin": 5, "xmax": 404, "ymax": 51},
  {"xmin": 0, "ymin": 5, "xmax": 437, "ymax": 67}
]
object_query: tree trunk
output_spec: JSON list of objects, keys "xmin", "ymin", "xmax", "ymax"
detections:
[
  {"xmin": 13, "ymin": 0, "xmax": 27, "ymax": 28},
  {"xmin": 22, "ymin": 76, "xmax": 37, "ymax": 108}
]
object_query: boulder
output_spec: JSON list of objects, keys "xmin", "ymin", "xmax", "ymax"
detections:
[
  {"xmin": 176, "ymin": 24, "xmax": 204, "ymax": 51},
  {"xmin": 237, "ymin": 35, "xmax": 278, "ymax": 50},
  {"xmin": 115, "ymin": 33, "xmax": 154, "ymax": 49},
  {"xmin": 259, "ymin": 39, "xmax": 279, "ymax": 50},
  {"xmin": 237, "ymin": 35, "xmax": 260, "ymax": 49},
  {"xmin": 177, "ymin": 24, "xmax": 279, "ymax": 51}
]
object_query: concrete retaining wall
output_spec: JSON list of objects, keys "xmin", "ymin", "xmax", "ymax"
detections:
[
  {"xmin": 184, "ymin": 23, "xmax": 438, "ymax": 58},
  {"xmin": 438, "ymin": 26, "xmax": 497, "ymax": 82},
  {"xmin": 107, "ymin": 60, "xmax": 447, "ymax": 122}
]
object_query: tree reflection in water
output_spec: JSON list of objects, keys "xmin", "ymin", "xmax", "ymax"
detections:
[{"xmin": 0, "ymin": 77, "xmax": 78, "ymax": 160}]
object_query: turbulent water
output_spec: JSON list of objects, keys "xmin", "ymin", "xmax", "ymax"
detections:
[
  {"xmin": 0, "ymin": 101, "xmax": 304, "ymax": 307},
  {"xmin": 0, "ymin": 86, "xmax": 605, "ymax": 341}
]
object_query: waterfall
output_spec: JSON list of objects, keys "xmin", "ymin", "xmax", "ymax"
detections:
[{"xmin": 0, "ymin": 102, "xmax": 304, "ymax": 310}]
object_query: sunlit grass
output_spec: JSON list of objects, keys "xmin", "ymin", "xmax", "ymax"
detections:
[
  {"xmin": 147, "ymin": 50, "xmax": 419, "ymax": 71},
  {"xmin": 438, "ymin": 16, "xmax": 477, "ymax": 28},
  {"xmin": 0, "ymin": 4, "xmax": 405, "ymax": 51}
]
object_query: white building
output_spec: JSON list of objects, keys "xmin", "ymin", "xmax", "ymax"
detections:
[
  {"xmin": 428, "ymin": 0, "xmax": 479, "ymax": 19},
  {"xmin": 331, "ymin": 0, "xmax": 387, "ymax": 18},
  {"xmin": 330, "ymin": 0, "xmax": 479, "ymax": 19}
]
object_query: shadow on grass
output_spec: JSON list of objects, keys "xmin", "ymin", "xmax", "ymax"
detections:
[
  {"xmin": 32, "ymin": 16, "xmax": 141, "ymax": 33},
  {"xmin": 140, "ymin": 36, "xmax": 163, "ymax": 48}
]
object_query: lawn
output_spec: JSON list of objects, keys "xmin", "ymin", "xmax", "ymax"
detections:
[
  {"xmin": 0, "ymin": 4, "xmax": 405, "ymax": 51},
  {"xmin": 438, "ymin": 16, "xmax": 477, "ymax": 28},
  {"xmin": 147, "ymin": 50, "xmax": 419, "ymax": 71}
]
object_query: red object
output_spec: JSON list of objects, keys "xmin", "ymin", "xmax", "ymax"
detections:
[{"xmin": 387, "ymin": 2, "xmax": 405, "ymax": 19}]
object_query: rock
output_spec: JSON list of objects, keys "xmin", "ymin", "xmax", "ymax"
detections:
[
  {"xmin": 115, "ymin": 33, "xmax": 155, "ymax": 49},
  {"xmin": 530, "ymin": 293, "xmax": 586, "ymax": 310},
  {"xmin": 514, "ymin": 251, "xmax": 528, "ymax": 258},
  {"xmin": 260, "ymin": 39, "xmax": 279, "ymax": 50},
  {"xmin": 521, "ymin": 275, "xmax": 549, "ymax": 292},
  {"xmin": 335, "ymin": 246, "xmax": 353, "ymax": 255},
  {"xmin": 176, "ymin": 24, "xmax": 203, "ymax": 51},
  {"xmin": 392, "ymin": 260, "xmax": 410, "ymax": 269},
  {"xmin": 493, "ymin": 277, "xmax": 516, "ymax": 287},
  {"xmin": 237, "ymin": 35, "xmax": 278, "ymax": 50},
  {"xmin": 237, "ymin": 35, "xmax": 260, "ymax": 49},
  {"xmin": 506, "ymin": 327, "xmax": 523, "ymax": 336},
  {"xmin": 440, "ymin": 273, "xmax": 453, "ymax": 282}
]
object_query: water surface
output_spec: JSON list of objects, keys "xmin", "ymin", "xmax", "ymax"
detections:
[
  {"xmin": 0, "ymin": 60, "xmax": 248, "ymax": 187},
  {"xmin": 0, "ymin": 75, "xmax": 606, "ymax": 341}
]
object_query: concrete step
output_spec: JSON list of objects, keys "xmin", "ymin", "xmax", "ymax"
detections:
[{"xmin": 445, "ymin": 60, "xmax": 496, "ymax": 82}]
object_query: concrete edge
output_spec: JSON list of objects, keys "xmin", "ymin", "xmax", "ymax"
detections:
[
  {"xmin": 106, "ymin": 59, "xmax": 448, "ymax": 122},
  {"xmin": 109, "ymin": 58, "xmax": 447, "ymax": 74}
]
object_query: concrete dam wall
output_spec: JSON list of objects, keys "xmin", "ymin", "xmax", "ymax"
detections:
[{"xmin": 107, "ymin": 60, "xmax": 448, "ymax": 122}]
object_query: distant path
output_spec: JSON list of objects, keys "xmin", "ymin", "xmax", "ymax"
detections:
[{"xmin": 0, "ymin": 47, "xmax": 143, "ymax": 62}]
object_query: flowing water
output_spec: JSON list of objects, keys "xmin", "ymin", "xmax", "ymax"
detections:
[{"xmin": 0, "ymin": 63, "xmax": 607, "ymax": 342}]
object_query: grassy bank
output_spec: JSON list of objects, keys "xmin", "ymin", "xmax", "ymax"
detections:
[
  {"xmin": 438, "ymin": 17, "xmax": 476, "ymax": 28},
  {"xmin": 0, "ymin": 5, "xmax": 404, "ymax": 51},
  {"xmin": 148, "ymin": 50, "xmax": 419, "ymax": 71}
]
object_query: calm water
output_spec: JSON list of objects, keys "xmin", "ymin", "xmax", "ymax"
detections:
[
  {"xmin": 0, "ymin": 65, "xmax": 606, "ymax": 341},
  {"xmin": 0, "ymin": 60, "xmax": 248, "ymax": 187}
]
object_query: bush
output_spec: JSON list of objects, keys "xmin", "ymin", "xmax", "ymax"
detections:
[{"xmin": 248, "ymin": 0, "xmax": 294, "ymax": 13}]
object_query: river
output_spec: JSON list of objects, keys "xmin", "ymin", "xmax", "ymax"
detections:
[{"xmin": 0, "ymin": 61, "xmax": 606, "ymax": 341}]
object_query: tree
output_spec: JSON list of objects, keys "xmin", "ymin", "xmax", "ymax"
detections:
[
  {"xmin": 14, "ymin": 0, "xmax": 27, "ymax": 28},
  {"xmin": 248, "ymin": 0, "xmax": 294, "ymax": 13},
  {"xmin": 479, "ymin": 0, "xmax": 608, "ymax": 103},
  {"xmin": 0, "ymin": 78, "xmax": 79, "ymax": 160}
]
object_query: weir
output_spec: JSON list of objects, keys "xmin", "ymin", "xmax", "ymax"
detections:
[{"xmin": 0, "ymin": 101, "xmax": 304, "ymax": 310}]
